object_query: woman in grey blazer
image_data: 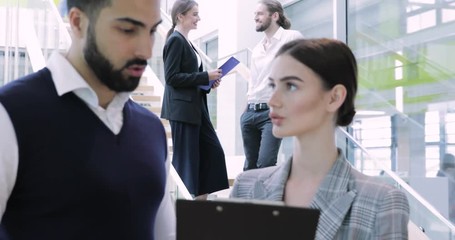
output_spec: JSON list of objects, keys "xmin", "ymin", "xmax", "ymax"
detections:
[
  {"xmin": 230, "ymin": 38, "xmax": 410, "ymax": 239},
  {"xmin": 161, "ymin": 0, "xmax": 229, "ymax": 200}
]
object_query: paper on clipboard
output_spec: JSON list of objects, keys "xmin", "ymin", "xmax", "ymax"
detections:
[{"xmin": 200, "ymin": 56, "xmax": 240, "ymax": 90}]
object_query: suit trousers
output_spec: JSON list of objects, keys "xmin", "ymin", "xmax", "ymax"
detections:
[
  {"xmin": 170, "ymin": 106, "xmax": 229, "ymax": 196},
  {"xmin": 240, "ymin": 108, "xmax": 282, "ymax": 170}
]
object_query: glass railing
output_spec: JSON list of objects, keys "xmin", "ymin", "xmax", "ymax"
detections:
[
  {"xmin": 346, "ymin": 1, "xmax": 455, "ymax": 231},
  {"xmin": 338, "ymin": 127, "xmax": 455, "ymax": 239}
]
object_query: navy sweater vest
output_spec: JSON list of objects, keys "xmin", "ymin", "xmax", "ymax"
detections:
[{"xmin": 0, "ymin": 68, "xmax": 167, "ymax": 240}]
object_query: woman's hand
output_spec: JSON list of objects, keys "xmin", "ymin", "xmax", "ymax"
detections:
[
  {"xmin": 211, "ymin": 79, "xmax": 221, "ymax": 89},
  {"xmin": 208, "ymin": 69, "xmax": 222, "ymax": 81}
]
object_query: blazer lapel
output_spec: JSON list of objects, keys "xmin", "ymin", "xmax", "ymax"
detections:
[
  {"xmin": 174, "ymin": 31, "xmax": 200, "ymax": 68},
  {"xmin": 250, "ymin": 158, "xmax": 292, "ymax": 201},
  {"xmin": 187, "ymin": 40, "xmax": 203, "ymax": 72},
  {"xmin": 247, "ymin": 153, "xmax": 358, "ymax": 239},
  {"xmin": 310, "ymin": 154, "xmax": 357, "ymax": 240}
]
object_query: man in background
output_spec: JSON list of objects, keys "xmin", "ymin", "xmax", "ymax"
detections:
[
  {"xmin": 241, "ymin": 0, "xmax": 303, "ymax": 170},
  {"xmin": 437, "ymin": 153, "xmax": 455, "ymax": 223},
  {"xmin": 0, "ymin": 0, "xmax": 175, "ymax": 239}
]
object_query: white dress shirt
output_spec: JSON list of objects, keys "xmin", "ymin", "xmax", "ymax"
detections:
[
  {"xmin": 0, "ymin": 52, "xmax": 176, "ymax": 240},
  {"xmin": 247, "ymin": 27, "xmax": 303, "ymax": 104}
]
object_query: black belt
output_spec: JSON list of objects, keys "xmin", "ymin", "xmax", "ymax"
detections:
[{"xmin": 247, "ymin": 103, "xmax": 269, "ymax": 111}]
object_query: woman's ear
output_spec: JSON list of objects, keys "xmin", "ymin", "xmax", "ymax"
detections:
[
  {"xmin": 327, "ymin": 84, "xmax": 347, "ymax": 113},
  {"xmin": 177, "ymin": 13, "xmax": 183, "ymax": 22}
]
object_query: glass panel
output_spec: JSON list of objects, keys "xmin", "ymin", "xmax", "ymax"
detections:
[
  {"xmin": 285, "ymin": 0, "xmax": 333, "ymax": 38},
  {"xmin": 338, "ymin": 127, "xmax": 455, "ymax": 239},
  {"xmin": 199, "ymin": 38, "xmax": 219, "ymax": 126},
  {"xmin": 348, "ymin": 0, "xmax": 455, "ymax": 235},
  {"xmin": 161, "ymin": 0, "xmax": 177, "ymax": 16},
  {"xmin": 0, "ymin": 0, "xmax": 71, "ymax": 86}
]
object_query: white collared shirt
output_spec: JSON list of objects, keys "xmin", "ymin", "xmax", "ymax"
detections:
[
  {"xmin": 49, "ymin": 52, "xmax": 131, "ymax": 134},
  {"xmin": 0, "ymin": 52, "xmax": 175, "ymax": 239},
  {"xmin": 247, "ymin": 27, "xmax": 303, "ymax": 104}
]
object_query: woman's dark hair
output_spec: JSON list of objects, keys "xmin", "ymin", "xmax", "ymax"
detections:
[
  {"xmin": 275, "ymin": 38, "xmax": 358, "ymax": 126},
  {"xmin": 166, "ymin": 0, "xmax": 198, "ymax": 39},
  {"xmin": 258, "ymin": 0, "xmax": 291, "ymax": 29},
  {"xmin": 67, "ymin": 0, "xmax": 112, "ymax": 22}
]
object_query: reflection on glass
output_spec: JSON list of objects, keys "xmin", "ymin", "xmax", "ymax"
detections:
[
  {"xmin": 0, "ymin": 0, "xmax": 71, "ymax": 85},
  {"xmin": 284, "ymin": 0, "xmax": 333, "ymax": 38},
  {"xmin": 348, "ymin": 0, "xmax": 455, "ymax": 236}
]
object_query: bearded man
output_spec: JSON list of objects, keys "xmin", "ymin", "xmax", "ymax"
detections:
[
  {"xmin": 241, "ymin": 0, "xmax": 303, "ymax": 171},
  {"xmin": 0, "ymin": 0, "xmax": 175, "ymax": 239}
]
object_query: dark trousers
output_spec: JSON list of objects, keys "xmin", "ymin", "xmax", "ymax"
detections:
[
  {"xmin": 240, "ymin": 108, "xmax": 282, "ymax": 171},
  {"xmin": 170, "ymin": 111, "xmax": 228, "ymax": 196},
  {"xmin": 0, "ymin": 225, "xmax": 9, "ymax": 240}
]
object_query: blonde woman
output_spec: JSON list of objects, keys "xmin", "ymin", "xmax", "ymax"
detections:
[{"xmin": 161, "ymin": 0, "xmax": 229, "ymax": 200}]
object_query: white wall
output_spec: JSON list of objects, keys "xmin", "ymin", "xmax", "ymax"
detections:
[{"xmin": 190, "ymin": 0, "xmax": 263, "ymax": 156}]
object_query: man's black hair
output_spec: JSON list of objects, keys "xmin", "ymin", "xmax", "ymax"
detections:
[{"xmin": 66, "ymin": 0, "xmax": 112, "ymax": 21}]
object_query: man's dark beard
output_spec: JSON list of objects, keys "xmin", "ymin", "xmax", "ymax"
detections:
[
  {"xmin": 83, "ymin": 24, "xmax": 148, "ymax": 92},
  {"xmin": 256, "ymin": 16, "xmax": 272, "ymax": 32}
]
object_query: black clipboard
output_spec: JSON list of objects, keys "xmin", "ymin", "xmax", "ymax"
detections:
[{"xmin": 176, "ymin": 199, "xmax": 320, "ymax": 240}]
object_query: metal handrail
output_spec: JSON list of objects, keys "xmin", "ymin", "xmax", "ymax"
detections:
[{"xmin": 338, "ymin": 126, "xmax": 455, "ymax": 235}]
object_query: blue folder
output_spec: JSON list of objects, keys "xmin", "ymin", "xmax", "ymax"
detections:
[{"xmin": 200, "ymin": 56, "xmax": 240, "ymax": 91}]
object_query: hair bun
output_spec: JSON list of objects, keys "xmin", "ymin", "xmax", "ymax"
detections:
[{"xmin": 337, "ymin": 109, "xmax": 356, "ymax": 126}]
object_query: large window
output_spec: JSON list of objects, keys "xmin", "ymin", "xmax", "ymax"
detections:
[
  {"xmin": 348, "ymin": 0, "xmax": 455, "ymax": 177},
  {"xmin": 0, "ymin": 48, "xmax": 32, "ymax": 86},
  {"xmin": 199, "ymin": 37, "xmax": 219, "ymax": 127},
  {"xmin": 285, "ymin": 0, "xmax": 334, "ymax": 38},
  {"xmin": 347, "ymin": 0, "xmax": 455, "ymax": 227}
]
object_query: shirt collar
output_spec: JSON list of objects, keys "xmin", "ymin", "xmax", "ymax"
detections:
[
  {"xmin": 46, "ymin": 51, "xmax": 131, "ymax": 109},
  {"xmin": 46, "ymin": 51, "xmax": 92, "ymax": 96},
  {"xmin": 272, "ymin": 27, "xmax": 285, "ymax": 40},
  {"xmin": 261, "ymin": 26, "xmax": 285, "ymax": 45}
]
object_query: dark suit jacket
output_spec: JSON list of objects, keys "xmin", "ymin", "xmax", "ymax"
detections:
[{"xmin": 160, "ymin": 31, "xmax": 209, "ymax": 125}]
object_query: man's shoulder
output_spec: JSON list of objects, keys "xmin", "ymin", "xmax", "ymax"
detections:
[
  {"xmin": 0, "ymin": 68, "xmax": 51, "ymax": 97},
  {"xmin": 283, "ymin": 29, "xmax": 303, "ymax": 39},
  {"xmin": 128, "ymin": 100, "xmax": 161, "ymax": 120}
]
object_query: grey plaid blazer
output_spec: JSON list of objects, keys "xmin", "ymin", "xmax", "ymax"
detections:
[{"xmin": 230, "ymin": 151, "xmax": 410, "ymax": 240}]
